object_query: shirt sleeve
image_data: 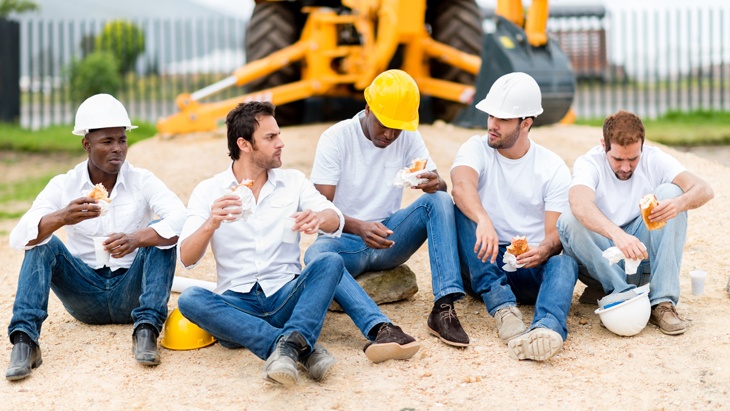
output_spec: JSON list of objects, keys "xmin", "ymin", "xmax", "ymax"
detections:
[
  {"xmin": 9, "ymin": 175, "xmax": 65, "ymax": 250},
  {"xmin": 297, "ymin": 174, "xmax": 344, "ymax": 237},
  {"xmin": 650, "ymin": 149, "xmax": 686, "ymax": 184},
  {"xmin": 544, "ymin": 163, "xmax": 572, "ymax": 213},
  {"xmin": 309, "ymin": 130, "xmax": 341, "ymax": 186},
  {"xmin": 450, "ymin": 136, "xmax": 484, "ymax": 174},
  {"xmin": 405, "ymin": 131, "xmax": 436, "ymax": 171},
  {"xmin": 142, "ymin": 171, "xmax": 187, "ymax": 245},
  {"xmin": 570, "ymin": 155, "xmax": 599, "ymax": 191},
  {"xmin": 177, "ymin": 182, "xmax": 212, "ymax": 268}
]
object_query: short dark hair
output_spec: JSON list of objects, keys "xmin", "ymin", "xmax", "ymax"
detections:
[
  {"xmin": 603, "ymin": 110, "xmax": 645, "ymax": 152},
  {"xmin": 225, "ymin": 101, "xmax": 276, "ymax": 160}
]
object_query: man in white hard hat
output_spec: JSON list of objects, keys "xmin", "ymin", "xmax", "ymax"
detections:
[
  {"xmin": 5, "ymin": 94, "xmax": 186, "ymax": 381},
  {"xmin": 304, "ymin": 69, "xmax": 469, "ymax": 363},
  {"xmin": 177, "ymin": 101, "xmax": 345, "ymax": 386},
  {"xmin": 451, "ymin": 72, "xmax": 578, "ymax": 361},
  {"xmin": 557, "ymin": 110, "xmax": 713, "ymax": 335}
]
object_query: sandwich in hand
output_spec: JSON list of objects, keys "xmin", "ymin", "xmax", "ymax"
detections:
[
  {"xmin": 640, "ymin": 194, "xmax": 666, "ymax": 230},
  {"xmin": 406, "ymin": 158, "xmax": 427, "ymax": 174},
  {"xmin": 232, "ymin": 179, "xmax": 254, "ymax": 191},
  {"xmin": 89, "ymin": 183, "xmax": 111, "ymax": 203},
  {"xmin": 506, "ymin": 236, "xmax": 530, "ymax": 256}
]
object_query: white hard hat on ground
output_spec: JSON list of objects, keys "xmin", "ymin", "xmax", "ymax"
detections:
[
  {"xmin": 594, "ymin": 284, "xmax": 651, "ymax": 337},
  {"xmin": 72, "ymin": 94, "xmax": 138, "ymax": 136},
  {"xmin": 475, "ymin": 72, "xmax": 544, "ymax": 119}
]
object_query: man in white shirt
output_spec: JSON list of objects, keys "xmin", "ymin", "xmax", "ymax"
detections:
[
  {"xmin": 304, "ymin": 69, "xmax": 468, "ymax": 361},
  {"xmin": 451, "ymin": 72, "xmax": 578, "ymax": 362},
  {"xmin": 6, "ymin": 94, "xmax": 186, "ymax": 381},
  {"xmin": 177, "ymin": 101, "xmax": 345, "ymax": 387},
  {"xmin": 557, "ymin": 110, "xmax": 714, "ymax": 335}
]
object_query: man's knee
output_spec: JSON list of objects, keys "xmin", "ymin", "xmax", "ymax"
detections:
[
  {"xmin": 308, "ymin": 251, "xmax": 344, "ymax": 273},
  {"xmin": 178, "ymin": 287, "xmax": 209, "ymax": 319},
  {"xmin": 548, "ymin": 254, "xmax": 579, "ymax": 283},
  {"xmin": 303, "ymin": 238, "xmax": 334, "ymax": 264},
  {"xmin": 654, "ymin": 183, "xmax": 683, "ymax": 201}
]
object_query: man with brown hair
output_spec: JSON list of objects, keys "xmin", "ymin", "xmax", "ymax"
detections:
[{"xmin": 557, "ymin": 110, "xmax": 714, "ymax": 335}]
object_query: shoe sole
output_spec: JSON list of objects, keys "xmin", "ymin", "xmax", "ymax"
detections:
[
  {"xmin": 508, "ymin": 329, "xmax": 563, "ymax": 361},
  {"xmin": 306, "ymin": 357, "xmax": 336, "ymax": 382},
  {"xmin": 426, "ymin": 326, "xmax": 469, "ymax": 347},
  {"xmin": 266, "ymin": 370, "xmax": 298, "ymax": 386},
  {"xmin": 364, "ymin": 342, "xmax": 420, "ymax": 363},
  {"xmin": 649, "ymin": 319, "xmax": 686, "ymax": 335},
  {"xmin": 5, "ymin": 358, "xmax": 42, "ymax": 381}
]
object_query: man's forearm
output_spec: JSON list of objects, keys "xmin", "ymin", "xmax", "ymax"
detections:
[
  {"xmin": 27, "ymin": 211, "xmax": 66, "ymax": 246},
  {"xmin": 180, "ymin": 225, "xmax": 215, "ymax": 267}
]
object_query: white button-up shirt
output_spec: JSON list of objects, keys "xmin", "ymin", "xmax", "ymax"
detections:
[
  {"xmin": 9, "ymin": 161, "xmax": 187, "ymax": 271},
  {"xmin": 179, "ymin": 166, "xmax": 344, "ymax": 296}
]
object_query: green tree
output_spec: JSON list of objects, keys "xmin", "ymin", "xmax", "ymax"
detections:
[
  {"xmin": 0, "ymin": 0, "xmax": 38, "ymax": 17},
  {"xmin": 95, "ymin": 20, "xmax": 145, "ymax": 74},
  {"xmin": 67, "ymin": 51, "xmax": 122, "ymax": 103}
]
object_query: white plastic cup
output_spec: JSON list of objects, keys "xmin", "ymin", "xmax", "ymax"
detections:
[
  {"xmin": 282, "ymin": 217, "xmax": 298, "ymax": 244},
  {"xmin": 690, "ymin": 270, "xmax": 708, "ymax": 295},
  {"xmin": 93, "ymin": 236, "xmax": 110, "ymax": 266}
]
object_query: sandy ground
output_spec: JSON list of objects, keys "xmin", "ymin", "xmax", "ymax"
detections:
[{"xmin": 2, "ymin": 122, "xmax": 729, "ymax": 410}]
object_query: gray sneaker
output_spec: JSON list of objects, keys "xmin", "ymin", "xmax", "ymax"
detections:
[
  {"xmin": 262, "ymin": 332, "xmax": 308, "ymax": 386},
  {"xmin": 302, "ymin": 343, "xmax": 336, "ymax": 382},
  {"xmin": 508, "ymin": 327, "xmax": 564, "ymax": 361},
  {"xmin": 494, "ymin": 306, "xmax": 527, "ymax": 343}
]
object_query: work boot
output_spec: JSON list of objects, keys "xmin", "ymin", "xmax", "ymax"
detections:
[
  {"xmin": 494, "ymin": 306, "xmax": 527, "ymax": 343},
  {"xmin": 301, "ymin": 343, "xmax": 336, "ymax": 382},
  {"xmin": 6, "ymin": 332, "xmax": 43, "ymax": 381},
  {"xmin": 363, "ymin": 323, "xmax": 420, "ymax": 363},
  {"xmin": 427, "ymin": 303, "xmax": 469, "ymax": 347},
  {"xmin": 263, "ymin": 332, "xmax": 310, "ymax": 386},
  {"xmin": 578, "ymin": 286, "xmax": 606, "ymax": 305},
  {"xmin": 508, "ymin": 327, "xmax": 564, "ymax": 361},
  {"xmin": 649, "ymin": 302, "xmax": 686, "ymax": 335},
  {"xmin": 133, "ymin": 324, "xmax": 161, "ymax": 366}
]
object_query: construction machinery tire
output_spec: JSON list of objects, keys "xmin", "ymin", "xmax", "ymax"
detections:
[
  {"xmin": 245, "ymin": 2, "xmax": 305, "ymax": 126},
  {"xmin": 427, "ymin": 0, "xmax": 483, "ymax": 122}
]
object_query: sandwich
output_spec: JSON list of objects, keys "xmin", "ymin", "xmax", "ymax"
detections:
[
  {"xmin": 406, "ymin": 158, "xmax": 427, "ymax": 174},
  {"xmin": 506, "ymin": 236, "xmax": 530, "ymax": 256},
  {"xmin": 640, "ymin": 194, "xmax": 666, "ymax": 230},
  {"xmin": 88, "ymin": 183, "xmax": 111, "ymax": 203},
  {"xmin": 232, "ymin": 179, "xmax": 254, "ymax": 191}
]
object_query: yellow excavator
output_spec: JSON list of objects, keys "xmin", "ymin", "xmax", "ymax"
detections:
[{"xmin": 157, "ymin": 0, "xmax": 574, "ymax": 134}]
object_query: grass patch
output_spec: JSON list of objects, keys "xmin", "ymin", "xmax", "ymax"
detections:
[
  {"xmin": 0, "ymin": 120, "xmax": 158, "ymax": 153},
  {"xmin": 0, "ymin": 173, "xmax": 58, "ymax": 203},
  {"xmin": 576, "ymin": 110, "xmax": 730, "ymax": 146}
]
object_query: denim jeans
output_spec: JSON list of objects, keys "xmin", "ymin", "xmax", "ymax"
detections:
[
  {"xmin": 455, "ymin": 208, "xmax": 578, "ymax": 340},
  {"xmin": 557, "ymin": 183, "xmax": 687, "ymax": 306},
  {"xmin": 8, "ymin": 235, "xmax": 176, "ymax": 345},
  {"xmin": 178, "ymin": 252, "xmax": 344, "ymax": 360},
  {"xmin": 304, "ymin": 191, "xmax": 465, "ymax": 338}
]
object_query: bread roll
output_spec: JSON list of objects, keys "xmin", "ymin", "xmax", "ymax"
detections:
[
  {"xmin": 407, "ymin": 158, "xmax": 427, "ymax": 173},
  {"xmin": 640, "ymin": 194, "xmax": 666, "ymax": 230},
  {"xmin": 506, "ymin": 236, "xmax": 530, "ymax": 256},
  {"xmin": 88, "ymin": 183, "xmax": 111, "ymax": 203}
]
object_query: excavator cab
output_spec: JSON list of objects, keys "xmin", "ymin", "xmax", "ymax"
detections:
[{"xmin": 157, "ymin": 0, "xmax": 575, "ymax": 135}]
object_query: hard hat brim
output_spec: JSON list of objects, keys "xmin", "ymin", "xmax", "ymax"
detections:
[
  {"xmin": 475, "ymin": 98, "xmax": 543, "ymax": 119},
  {"xmin": 72, "ymin": 125, "xmax": 138, "ymax": 136}
]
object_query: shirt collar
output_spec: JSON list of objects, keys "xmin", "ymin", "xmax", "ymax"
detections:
[
  {"xmin": 75, "ymin": 160, "xmax": 129, "ymax": 196},
  {"xmin": 214, "ymin": 163, "xmax": 287, "ymax": 191}
]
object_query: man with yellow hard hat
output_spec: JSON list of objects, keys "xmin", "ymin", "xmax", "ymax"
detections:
[{"xmin": 305, "ymin": 69, "xmax": 469, "ymax": 363}]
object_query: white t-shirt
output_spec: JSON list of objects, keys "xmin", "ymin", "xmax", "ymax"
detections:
[
  {"xmin": 451, "ymin": 135, "xmax": 571, "ymax": 245},
  {"xmin": 310, "ymin": 111, "xmax": 436, "ymax": 222},
  {"xmin": 571, "ymin": 145, "xmax": 685, "ymax": 226}
]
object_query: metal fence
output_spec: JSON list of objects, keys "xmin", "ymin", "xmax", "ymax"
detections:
[{"xmin": 8, "ymin": 6, "xmax": 730, "ymax": 130}]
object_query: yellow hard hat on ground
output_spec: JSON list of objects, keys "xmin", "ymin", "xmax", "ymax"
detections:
[
  {"xmin": 161, "ymin": 308, "xmax": 216, "ymax": 350},
  {"xmin": 364, "ymin": 69, "xmax": 420, "ymax": 131}
]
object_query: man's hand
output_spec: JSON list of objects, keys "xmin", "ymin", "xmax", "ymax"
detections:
[
  {"xmin": 206, "ymin": 194, "xmax": 242, "ymax": 230},
  {"xmin": 649, "ymin": 198, "xmax": 679, "ymax": 224},
  {"xmin": 61, "ymin": 197, "xmax": 102, "ymax": 225},
  {"xmin": 357, "ymin": 221, "xmax": 394, "ymax": 249},
  {"xmin": 103, "ymin": 232, "xmax": 141, "ymax": 259},
  {"xmin": 412, "ymin": 171, "xmax": 440, "ymax": 194},
  {"xmin": 516, "ymin": 246, "xmax": 549, "ymax": 269},
  {"xmin": 612, "ymin": 231, "xmax": 648, "ymax": 261},
  {"xmin": 291, "ymin": 209, "xmax": 322, "ymax": 235},
  {"xmin": 474, "ymin": 220, "xmax": 499, "ymax": 263}
]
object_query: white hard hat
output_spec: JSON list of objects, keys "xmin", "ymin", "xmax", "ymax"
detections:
[
  {"xmin": 475, "ymin": 72, "xmax": 543, "ymax": 119},
  {"xmin": 72, "ymin": 94, "xmax": 137, "ymax": 136},
  {"xmin": 594, "ymin": 284, "xmax": 651, "ymax": 337}
]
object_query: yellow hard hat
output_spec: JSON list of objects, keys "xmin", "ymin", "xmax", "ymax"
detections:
[
  {"xmin": 161, "ymin": 308, "xmax": 216, "ymax": 350},
  {"xmin": 364, "ymin": 69, "xmax": 420, "ymax": 131}
]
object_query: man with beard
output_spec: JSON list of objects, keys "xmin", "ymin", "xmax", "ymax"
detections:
[
  {"xmin": 451, "ymin": 72, "xmax": 578, "ymax": 361},
  {"xmin": 177, "ymin": 101, "xmax": 345, "ymax": 386},
  {"xmin": 557, "ymin": 110, "xmax": 713, "ymax": 335},
  {"xmin": 6, "ymin": 94, "xmax": 187, "ymax": 380}
]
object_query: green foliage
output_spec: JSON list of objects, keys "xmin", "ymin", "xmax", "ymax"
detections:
[
  {"xmin": 0, "ymin": 121, "xmax": 158, "ymax": 153},
  {"xmin": 95, "ymin": 20, "xmax": 146, "ymax": 74},
  {"xmin": 575, "ymin": 110, "xmax": 730, "ymax": 146},
  {"xmin": 0, "ymin": 0, "xmax": 38, "ymax": 17},
  {"xmin": 67, "ymin": 51, "xmax": 122, "ymax": 104}
]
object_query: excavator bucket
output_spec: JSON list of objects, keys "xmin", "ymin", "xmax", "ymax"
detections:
[{"xmin": 455, "ymin": 16, "xmax": 575, "ymax": 128}]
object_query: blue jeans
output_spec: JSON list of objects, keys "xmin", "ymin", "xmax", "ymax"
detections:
[
  {"xmin": 178, "ymin": 252, "xmax": 344, "ymax": 360},
  {"xmin": 455, "ymin": 208, "xmax": 578, "ymax": 340},
  {"xmin": 304, "ymin": 192, "xmax": 465, "ymax": 339},
  {"xmin": 8, "ymin": 235, "xmax": 176, "ymax": 345},
  {"xmin": 557, "ymin": 183, "xmax": 687, "ymax": 306}
]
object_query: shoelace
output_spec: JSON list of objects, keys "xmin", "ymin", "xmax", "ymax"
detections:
[{"xmin": 437, "ymin": 304, "xmax": 458, "ymax": 323}]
